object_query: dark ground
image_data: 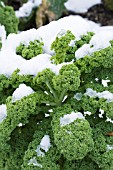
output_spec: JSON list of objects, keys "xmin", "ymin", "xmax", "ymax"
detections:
[
  {"xmin": 7, "ymin": 1, "xmax": 113, "ymax": 28},
  {"xmin": 74, "ymin": 4, "xmax": 113, "ymax": 26}
]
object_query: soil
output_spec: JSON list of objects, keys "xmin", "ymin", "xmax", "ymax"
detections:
[{"xmin": 71, "ymin": 4, "xmax": 113, "ymax": 26}]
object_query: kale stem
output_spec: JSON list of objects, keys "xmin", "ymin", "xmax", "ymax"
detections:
[
  {"xmin": 46, "ymin": 80, "xmax": 58, "ymax": 99},
  {"xmin": 41, "ymin": 101, "xmax": 57, "ymax": 106},
  {"xmin": 58, "ymin": 89, "xmax": 67, "ymax": 105},
  {"xmin": 40, "ymin": 85, "xmax": 52, "ymax": 96}
]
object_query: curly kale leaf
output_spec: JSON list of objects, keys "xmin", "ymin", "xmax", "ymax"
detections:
[
  {"xmin": 16, "ymin": 40, "xmax": 44, "ymax": 59},
  {"xmin": 22, "ymin": 118, "xmax": 61, "ymax": 170},
  {"xmin": 51, "ymin": 31, "xmax": 94, "ymax": 64},
  {"xmin": 33, "ymin": 64, "xmax": 80, "ymax": 107},
  {"xmin": 90, "ymin": 121, "xmax": 113, "ymax": 170},
  {"xmin": 0, "ymin": 4, "xmax": 18, "ymax": 35},
  {"xmin": 52, "ymin": 105, "xmax": 94, "ymax": 161}
]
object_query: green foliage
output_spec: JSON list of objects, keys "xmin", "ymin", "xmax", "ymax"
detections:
[
  {"xmin": 75, "ymin": 32, "xmax": 94, "ymax": 48},
  {"xmin": 51, "ymin": 30, "xmax": 76, "ymax": 64},
  {"xmin": 1, "ymin": 30, "xmax": 113, "ymax": 169},
  {"xmin": 0, "ymin": 3, "xmax": 18, "ymax": 35},
  {"xmin": 53, "ymin": 64, "xmax": 80, "ymax": 92},
  {"xmin": 18, "ymin": 8, "xmax": 36, "ymax": 31},
  {"xmin": 21, "ymin": 118, "xmax": 61, "ymax": 170},
  {"xmin": 16, "ymin": 40, "xmax": 44, "ymax": 59},
  {"xmin": 0, "ymin": 115, "xmax": 40, "ymax": 170},
  {"xmin": 33, "ymin": 64, "xmax": 80, "ymax": 106},
  {"xmin": 51, "ymin": 31, "xmax": 94, "ymax": 64},
  {"xmin": 0, "ymin": 92, "xmax": 39, "ymax": 146},
  {"xmin": 47, "ymin": 0, "xmax": 67, "ymax": 19},
  {"xmin": 103, "ymin": 0, "xmax": 113, "ymax": 11},
  {"xmin": 52, "ymin": 105, "xmax": 94, "ymax": 161},
  {"xmin": 0, "ymin": 70, "xmax": 33, "ymax": 104},
  {"xmin": 90, "ymin": 121, "xmax": 113, "ymax": 170},
  {"xmin": 75, "ymin": 44, "xmax": 113, "ymax": 73},
  {"xmin": 63, "ymin": 157, "xmax": 100, "ymax": 170}
]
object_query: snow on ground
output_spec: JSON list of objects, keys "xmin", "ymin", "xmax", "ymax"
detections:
[
  {"xmin": 15, "ymin": 0, "xmax": 42, "ymax": 18},
  {"xmin": 65, "ymin": 0, "xmax": 102, "ymax": 13}
]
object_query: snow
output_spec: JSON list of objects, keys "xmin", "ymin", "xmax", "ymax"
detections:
[
  {"xmin": 18, "ymin": 123, "xmax": 23, "ymax": 127},
  {"xmin": 0, "ymin": 1, "xmax": 5, "ymax": 7},
  {"xmin": 99, "ymin": 109, "xmax": 104, "ymax": 118},
  {"xmin": 0, "ymin": 25, "xmax": 6, "ymax": 49},
  {"xmin": 28, "ymin": 157, "xmax": 42, "ymax": 167},
  {"xmin": 69, "ymin": 39, "xmax": 76, "ymax": 47},
  {"xmin": 60, "ymin": 111, "xmax": 85, "ymax": 126},
  {"xmin": 34, "ymin": 15, "xmax": 99, "ymax": 54},
  {"xmin": 75, "ymin": 30, "xmax": 113, "ymax": 60},
  {"xmin": 62, "ymin": 95, "xmax": 68, "ymax": 102},
  {"xmin": 97, "ymin": 91, "xmax": 113, "ymax": 102},
  {"xmin": 64, "ymin": 0, "xmax": 101, "ymax": 13},
  {"xmin": 57, "ymin": 29, "xmax": 68, "ymax": 38},
  {"xmin": 45, "ymin": 113, "xmax": 50, "ymax": 117},
  {"xmin": 106, "ymin": 117, "xmax": 113, "ymax": 124},
  {"xmin": 84, "ymin": 111, "xmax": 92, "ymax": 116},
  {"xmin": 35, "ymin": 146, "xmax": 45, "ymax": 157},
  {"xmin": 40, "ymin": 135, "xmax": 51, "ymax": 152},
  {"xmin": 74, "ymin": 93, "xmax": 82, "ymax": 101},
  {"xmin": 106, "ymin": 145, "xmax": 113, "ymax": 151},
  {"xmin": 5, "ymin": 29, "xmax": 42, "ymax": 49},
  {"xmin": 85, "ymin": 88, "xmax": 97, "ymax": 98},
  {"xmin": 12, "ymin": 84, "xmax": 34, "ymax": 102},
  {"xmin": 102, "ymin": 80, "xmax": 110, "ymax": 87},
  {"xmin": 0, "ymin": 104, "xmax": 7, "ymax": 123},
  {"xmin": 1, "ymin": 16, "xmax": 113, "ymax": 78},
  {"xmin": 0, "ymin": 16, "xmax": 100, "ymax": 77},
  {"xmin": 35, "ymin": 135, "xmax": 51, "ymax": 157},
  {"xmin": 85, "ymin": 88, "xmax": 113, "ymax": 102},
  {"xmin": 15, "ymin": 0, "xmax": 42, "ymax": 18},
  {"xmin": 48, "ymin": 109, "xmax": 53, "ymax": 113},
  {"xmin": 18, "ymin": 53, "xmax": 67, "ymax": 76},
  {"xmin": 75, "ymin": 44, "xmax": 91, "ymax": 60},
  {"xmin": 95, "ymin": 78, "xmax": 99, "ymax": 81}
]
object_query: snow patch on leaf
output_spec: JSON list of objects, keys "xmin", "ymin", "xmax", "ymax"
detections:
[
  {"xmin": 0, "ymin": 104, "xmax": 7, "ymax": 123},
  {"xmin": 12, "ymin": 84, "xmax": 34, "ymax": 102},
  {"xmin": 60, "ymin": 111, "xmax": 85, "ymax": 126}
]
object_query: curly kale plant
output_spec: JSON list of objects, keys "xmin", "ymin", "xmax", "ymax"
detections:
[
  {"xmin": 51, "ymin": 31, "xmax": 94, "ymax": 64},
  {"xmin": 21, "ymin": 118, "xmax": 61, "ymax": 170},
  {"xmin": 0, "ymin": 2, "xmax": 18, "ymax": 35},
  {"xmin": 52, "ymin": 105, "xmax": 94, "ymax": 161},
  {"xmin": 16, "ymin": 40, "xmax": 44, "ymax": 59},
  {"xmin": 1, "ymin": 28, "xmax": 113, "ymax": 170}
]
